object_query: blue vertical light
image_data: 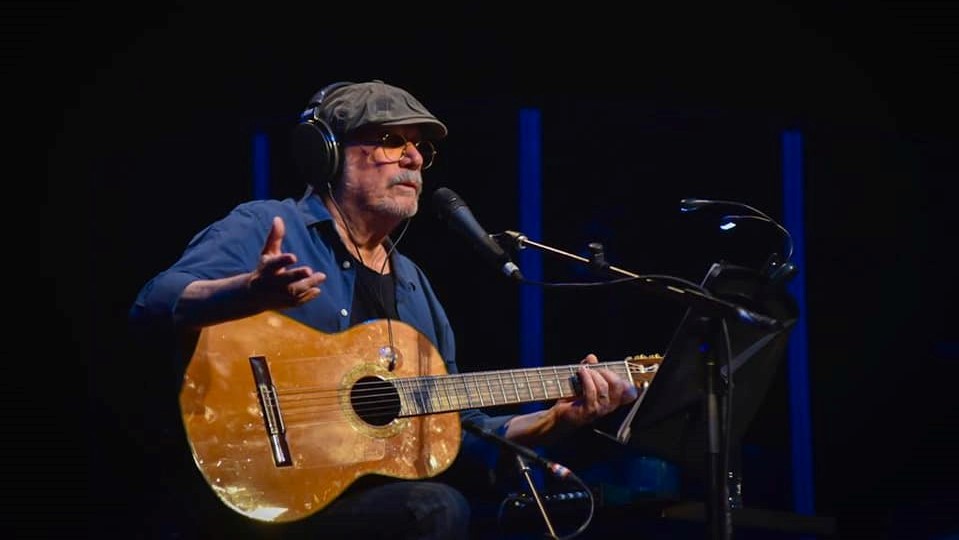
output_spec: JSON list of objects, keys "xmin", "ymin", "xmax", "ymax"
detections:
[
  {"xmin": 517, "ymin": 107, "xmax": 545, "ymax": 487},
  {"xmin": 253, "ymin": 131, "xmax": 270, "ymax": 199},
  {"xmin": 782, "ymin": 129, "xmax": 814, "ymax": 515},
  {"xmin": 518, "ymin": 108, "xmax": 544, "ymax": 388}
]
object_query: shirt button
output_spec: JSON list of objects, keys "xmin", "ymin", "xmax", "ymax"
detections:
[
  {"xmin": 340, "ymin": 308, "xmax": 349, "ymax": 317},
  {"xmin": 342, "ymin": 260, "xmax": 351, "ymax": 269}
]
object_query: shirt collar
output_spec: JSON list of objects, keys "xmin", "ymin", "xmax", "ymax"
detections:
[{"xmin": 296, "ymin": 185, "xmax": 335, "ymax": 227}]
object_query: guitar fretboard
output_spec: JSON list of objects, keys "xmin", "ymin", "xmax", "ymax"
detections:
[{"xmin": 396, "ymin": 361, "xmax": 644, "ymax": 416}]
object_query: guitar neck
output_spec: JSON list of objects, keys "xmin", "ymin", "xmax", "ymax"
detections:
[{"xmin": 396, "ymin": 361, "xmax": 639, "ymax": 416}]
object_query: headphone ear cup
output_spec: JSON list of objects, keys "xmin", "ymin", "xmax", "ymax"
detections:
[
  {"xmin": 292, "ymin": 81, "xmax": 356, "ymax": 189},
  {"xmin": 292, "ymin": 115, "xmax": 340, "ymax": 188}
]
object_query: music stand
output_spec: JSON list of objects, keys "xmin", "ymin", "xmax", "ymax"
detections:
[
  {"xmin": 622, "ymin": 261, "xmax": 798, "ymax": 472},
  {"xmin": 542, "ymin": 261, "xmax": 798, "ymax": 539}
]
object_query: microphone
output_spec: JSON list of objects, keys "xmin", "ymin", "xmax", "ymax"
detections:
[
  {"xmin": 680, "ymin": 197, "xmax": 796, "ymax": 268},
  {"xmin": 462, "ymin": 420, "xmax": 577, "ymax": 481},
  {"xmin": 432, "ymin": 188, "xmax": 523, "ymax": 280},
  {"xmin": 679, "ymin": 197, "xmax": 775, "ymax": 222}
]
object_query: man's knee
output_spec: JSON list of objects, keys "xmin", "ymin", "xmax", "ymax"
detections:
[{"xmin": 406, "ymin": 482, "xmax": 471, "ymax": 537}]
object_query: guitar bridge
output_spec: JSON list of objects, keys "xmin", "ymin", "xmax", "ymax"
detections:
[{"xmin": 249, "ymin": 355, "xmax": 293, "ymax": 467}]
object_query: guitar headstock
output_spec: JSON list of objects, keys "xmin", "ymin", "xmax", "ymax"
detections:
[{"xmin": 625, "ymin": 353, "xmax": 663, "ymax": 385}]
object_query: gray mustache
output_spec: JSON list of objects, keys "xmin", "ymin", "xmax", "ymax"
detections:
[{"xmin": 390, "ymin": 172, "xmax": 423, "ymax": 190}]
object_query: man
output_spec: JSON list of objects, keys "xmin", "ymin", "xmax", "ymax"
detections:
[{"xmin": 130, "ymin": 80, "xmax": 638, "ymax": 538}]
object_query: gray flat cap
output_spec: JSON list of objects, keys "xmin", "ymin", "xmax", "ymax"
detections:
[{"xmin": 312, "ymin": 80, "xmax": 448, "ymax": 140}]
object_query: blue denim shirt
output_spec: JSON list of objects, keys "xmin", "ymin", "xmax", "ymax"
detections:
[{"xmin": 130, "ymin": 186, "xmax": 510, "ymax": 478}]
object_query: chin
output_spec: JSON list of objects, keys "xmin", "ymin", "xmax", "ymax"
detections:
[
  {"xmin": 381, "ymin": 199, "xmax": 418, "ymax": 220},
  {"xmin": 402, "ymin": 201, "xmax": 419, "ymax": 219}
]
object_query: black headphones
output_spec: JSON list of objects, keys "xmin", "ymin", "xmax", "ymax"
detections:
[{"xmin": 291, "ymin": 81, "xmax": 356, "ymax": 188}]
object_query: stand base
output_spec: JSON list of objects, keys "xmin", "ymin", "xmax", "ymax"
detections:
[
  {"xmin": 475, "ymin": 496, "xmax": 837, "ymax": 539},
  {"xmin": 660, "ymin": 501, "xmax": 837, "ymax": 537}
]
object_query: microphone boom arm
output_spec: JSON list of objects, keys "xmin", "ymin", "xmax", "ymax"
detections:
[{"xmin": 499, "ymin": 230, "xmax": 782, "ymax": 331}]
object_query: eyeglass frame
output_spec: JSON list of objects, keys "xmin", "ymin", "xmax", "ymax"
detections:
[{"xmin": 346, "ymin": 131, "xmax": 437, "ymax": 170}]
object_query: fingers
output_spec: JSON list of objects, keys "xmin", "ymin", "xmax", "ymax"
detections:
[
  {"xmin": 578, "ymin": 365, "xmax": 610, "ymax": 409},
  {"xmin": 553, "ymin": 354, "xmax": 642, "ymax": 430},
  {"xmin": 260, "ymin": 252, "xmax": 299, "ymax": 275},
  {"xmin": 579, "ymin": 355, "xmax": 638, "ymax": 411},
  {"xmin": 579, "ymin": 353, "xmax": 605, "ymax": 394},
  {"xmin": 286, "ymin": 271, "xmax": 326, "ymax": 305},
  {"xmin": 262, "ymin": 216, "xmax": 286, "ymax": 256},
  {"xmin": 598, "ymin": 368, "xmax": 639, "ymax": 406},
  {"xmin": 581, "ymin": 366, "xmax": 609, "ymax": 397}
]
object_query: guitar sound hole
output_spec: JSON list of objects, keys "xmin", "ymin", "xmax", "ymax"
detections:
[{"xmin": 351, "ymin": 376, "xmax": 401, "ymax": 426}]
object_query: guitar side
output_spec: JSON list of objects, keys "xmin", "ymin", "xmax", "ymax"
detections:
[{"xmin": 179, "ymin": 311, "xmax": 460, "ymax": 523}]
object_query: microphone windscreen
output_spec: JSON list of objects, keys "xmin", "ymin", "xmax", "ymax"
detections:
[{"xmin": 432, "ymin": 187, "xmax": 464, "ymax": 221}]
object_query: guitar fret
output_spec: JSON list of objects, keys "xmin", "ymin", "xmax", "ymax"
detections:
[
  {"xmin": 445, "ymin": 378, "xmax": 454, "ymax": 411},
  {"xmin": 441, "ymin": 378, "xmax": 452, "ymax": 411},
  {"xmin": 553, "ymin": 366, "xmax": 566, "ymax": 398},
  {"xmin": 562, "ymin": 366, "xmax": 575, "ymax": 397},
  {"xmin": 452, "ymin": 377, "xmax": 462, "ymax": 410},
  {"xmin": 422, "ymin": 378, "xmax": 433, "ymax": 413},
  {"xmin": 456, "ymin": 377, "xmax": 468, "ymax": 409},
  {"xmin": 477, "ymin": 376, "xmax": 488, "ymax": 405},
  {"xmin": 428, "ymin": 379, "xmax": 438, "ymax": 413},
  {"xmin": 440, "ymin": 377, "xmax": 452, "ymax": 411},
  {"xmin": 460, "ymin": 375, "xmax": 473, "ymax": 409},
  {"xmin": 455, "ymin": 378, "xmax": 461, "ymax": 407},
  {"xmin": 425, "ymin": 379, "xmax": 436, "ymax": 412},
  {"xmin": 444, "ymin": 378, "xmax": 454, "ymax": 411},
  {"xmin": 473, "ymin": 376, "xmax": 485, "ymax": 407}
]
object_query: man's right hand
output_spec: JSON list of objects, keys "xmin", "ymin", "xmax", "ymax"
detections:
[{"xmin": 249, "ymin": 216, "xmax": 326, "ymax": 308}]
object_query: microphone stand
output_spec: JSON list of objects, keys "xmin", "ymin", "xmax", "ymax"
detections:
[
  {"xmin": 498, "ymin": 231, "xmax": 782, "ymax": 540},
  {"xmin": 463, "ymin": 421, "xmax": 588, "ymax": 539},
  {"xmin": 515, "ymin": 454, "xmax": 560, "ymax": 539}
]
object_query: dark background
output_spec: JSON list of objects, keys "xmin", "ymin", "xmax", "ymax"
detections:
[{"xmin": 27, "ymin": 1, "xmax": 959, "ymax": 538}]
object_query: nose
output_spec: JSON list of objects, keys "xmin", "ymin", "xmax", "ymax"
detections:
[{"xmin": 401, "ymin": 142, "xmax": 424, "ymax": 168}]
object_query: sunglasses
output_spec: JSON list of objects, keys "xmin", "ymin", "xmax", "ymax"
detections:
[{"xmin": 350, "ymin": 132, "xmax": 437, "ymax": 170}]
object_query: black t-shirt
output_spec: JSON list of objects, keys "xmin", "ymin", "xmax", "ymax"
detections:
[{"xmin": 349, "ymin": 255, "xmax": 399, "ymax": 325}]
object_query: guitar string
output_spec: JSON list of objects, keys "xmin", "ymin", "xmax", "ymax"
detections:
[
  {"xmin": 275, "ymin": 362, "xmax": 634, "ymax": 402},
  {"xmin": 270, "ymin": 361, "xmax": 658, "ymax": 422},
  {"xmin": 275, "ymin": 362, "xmax": 649, "ymax": 407}
]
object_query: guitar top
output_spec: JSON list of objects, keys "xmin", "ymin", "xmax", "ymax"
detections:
[{"xmin": 180, "ymin": 310, "xmax": 662, "ymax": 522}]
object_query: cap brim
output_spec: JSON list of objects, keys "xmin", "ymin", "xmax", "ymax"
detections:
[{"xmin": 380, "ymin": 117, "xmax": 448, "ymax": 139}]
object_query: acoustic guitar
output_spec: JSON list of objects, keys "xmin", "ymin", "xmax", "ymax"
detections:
[{"xmin": 179, "ymin": 310, "xmax": 662, "ymax": 522}]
